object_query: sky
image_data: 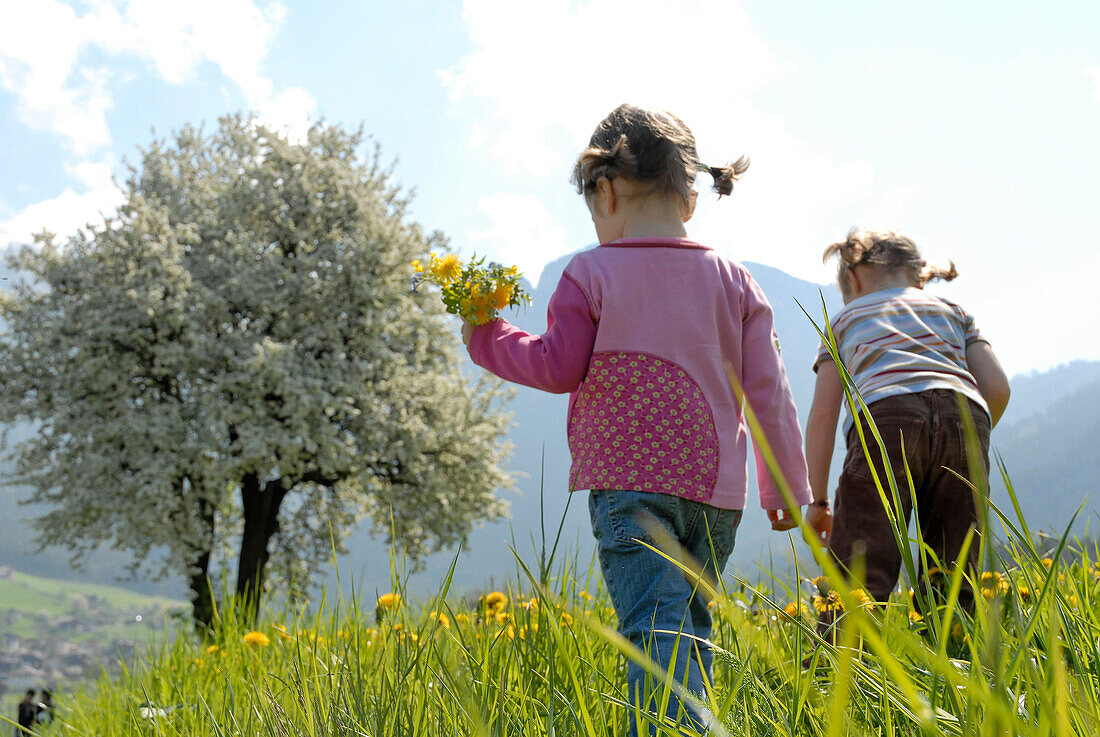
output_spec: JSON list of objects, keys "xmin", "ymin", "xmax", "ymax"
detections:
[{"xmin": 1, "ymin": 0, "xmax": 1098, "ymax": 376}]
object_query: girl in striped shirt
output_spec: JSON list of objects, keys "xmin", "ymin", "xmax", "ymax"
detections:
[{"xmin": 803, "ymin": 228, "xmax": 1010, "ymax": 627}]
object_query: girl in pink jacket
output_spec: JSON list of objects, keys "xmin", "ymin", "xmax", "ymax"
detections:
[{"xmin": 463, "ymin": 104, "xmax": 811, "ymax": 736}]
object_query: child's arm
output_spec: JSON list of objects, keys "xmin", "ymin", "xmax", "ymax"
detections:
[
  {"xmin": 466, "ymin": 274, "xmax": 597, "ymax": 394},
  {"xmin": 738, "ymin": 274, "xmax": 813, "ymax": 523},
  {"xmin": 804, "ymin": 359, "xmax": 844, "ymax": 543},
  {"xmin": 966, "ymin": 341, "xmax": 1010, "ymax": 426}
]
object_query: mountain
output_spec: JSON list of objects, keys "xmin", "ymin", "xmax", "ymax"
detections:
[{"xmin": 989, "ymin": 374, "xmax": 1100, "ymax": 537}]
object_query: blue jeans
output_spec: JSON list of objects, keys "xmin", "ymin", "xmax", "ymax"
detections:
[{"xmin": 589, "ymin": 490, "xmax": 742, "ymax": 736}]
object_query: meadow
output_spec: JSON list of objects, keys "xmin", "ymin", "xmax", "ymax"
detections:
[{"xmin": 26, "ymin": 481, "xmax": 1100, "ymax": 737}]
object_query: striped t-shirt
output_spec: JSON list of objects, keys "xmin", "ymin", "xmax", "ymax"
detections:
[{"xmin": 814, "ymin": 287, "xmax": 990, "ymax": 431}]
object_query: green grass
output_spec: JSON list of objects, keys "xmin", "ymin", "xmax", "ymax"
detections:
[{"xmin": 27, "ymin": 521, "xmax": 1100, "ymax": 736}]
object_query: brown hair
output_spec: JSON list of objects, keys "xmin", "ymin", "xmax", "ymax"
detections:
[
  {"xmin": 823, "ymin": 227, "xmax": 958, "ymax": 289},
  {"xmin": 570, "ymin": 104, "xmax": 749, "ymax": 202}
]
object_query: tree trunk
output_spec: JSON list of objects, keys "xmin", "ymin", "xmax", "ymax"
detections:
[
  {"xmin": 187, "ymin": 488, "xmax": 217, "ymax": 635},
  {"xmin": 235, "ymin": 473, "xmax": 288, "ymax": 623}
]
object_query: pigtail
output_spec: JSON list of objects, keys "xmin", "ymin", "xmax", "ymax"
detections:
[
  {"xmin": 570, "ymin": 134, "xmax": 638, "ymax": 193},
  {"xmin": 822, "ymin": 228, "xmax": 873, "ymax": 265},
  {"xmin": 918, "ymin": 261, "xmax": 958, "ymax": 286},
  {"xmin": 698, "ymin": 155, "xmax": 750, "ymax": 198}
]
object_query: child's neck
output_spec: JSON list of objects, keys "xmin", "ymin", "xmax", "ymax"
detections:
[
  {"xmin": 848, "ymin": 272, "xmax": 917, "ymax": 303},
  {"xmin": 621, "ymin": 218, "xmax": 689, "ymax": 240},
  {"xmin": 619, "ymin": 195, "xmax": 690, "ymax": 240}
]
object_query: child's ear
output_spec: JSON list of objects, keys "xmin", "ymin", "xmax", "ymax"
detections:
[
  {"xmin": 594, "ymin": 177, "xmax": 616, "ymax": 217},
  {"xmin": 683, "ymin": 190, "xmax": 698, "ymax": 223},
  {"xmin": 844, "ymin": 267, "xmax": 862, "ymax": 297}
]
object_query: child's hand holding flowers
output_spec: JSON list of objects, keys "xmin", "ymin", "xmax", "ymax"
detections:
[{"xmin": 412, "ymin": 253, "xmax": 531, "ymax": 333}]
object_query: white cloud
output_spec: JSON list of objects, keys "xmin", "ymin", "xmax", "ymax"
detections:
[
  {"xmin": 1086, "ymin": 66, "xmax": 1100, "ymax": 101},
  {"xmin": 0, "ymin": 0, "xmax": 316, "ymax": 249},
  {"xmin": 468, "ymin": 193, "xmax": 570, "ymax": 284},
  {"xmin": 0, "ymin": 160, "xmax": 122, "ymax": 249},
  {"xmin": 0, "ymin": 0, "xmax": 316, "ymax": 152},
  {"xmin": 441, "ymin": 0, "xmax": 919, "ymax": 282}
]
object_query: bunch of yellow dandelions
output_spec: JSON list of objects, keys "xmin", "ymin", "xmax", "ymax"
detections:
[{"xmin": 412, "ymin": 253, "xmax": 531, "ymax": 326}]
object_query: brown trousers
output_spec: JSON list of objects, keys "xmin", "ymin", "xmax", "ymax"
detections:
[{"xmin": 828, "ymin": 389, "xmax": 992, "ymax": 611}]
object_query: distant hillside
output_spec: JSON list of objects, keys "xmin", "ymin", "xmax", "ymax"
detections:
[
  {"xmin": 989, "ymin": 375, "xmax": 1100, "ymax": 535},
  {"xmin": 0, "ymin": 567, "xmax": 186, "ymax": 712}
]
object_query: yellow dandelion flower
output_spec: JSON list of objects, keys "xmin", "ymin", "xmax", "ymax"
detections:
[
  {"xmin": 783, "ymin": 601, "xmax": 809, "ymax": 619},
  {"xmin": 455, "ymin": 613, "xmax": 471, "ymax": 626},
  {"xmin": 494, "ymin": 610, "xmax": 510, "ymax": 626},
  {"xmin": 1017, "ymin": 585, "xmax": 1033, "ymax": 602},
  {"xmin": 1042, "ymin": 557, "xmax": 1054, "ymax": 569},
  {"xmin": 579, "ymin": 591, "xmax": 595, "ymax": 602},
  {"xmin": 411, "ymin": 260, "xmax": 424, "ymax": 273},
  {"xmin": 465, "ymin": 293, "xmax": 494, "ymax": 325},
  {"xmin": 193, "ymin": 657, "xmax": 205, "ymax": 667},
  {"xmin": 273, "ymin": 624, "xmax": 294, "ymax": 641},
  {"xmin": 485, "ymin": 591, "xmax": 508, "ymax": 611},
  {"xmin": 560, "ymin": 612, "xmax": 573, "ymax": 627},
  {"xmin": 980, "ymin": 571, "xmax": 1010, "ymax": 600},
  {"xmin": 242, "ymin": 631, "xmax": 270, "ymax": 647},
  {"xmin": 206, "ymin": 644, "xmax": 220, "ymax": 654},
  {"xmin": 909, "ymin": 610, "xmax": 924, "ymax": 623},
  {"xmin": 490, "ymin": 281, "xmax": 513, "ymax": 310},
  {"xmin": 522, "ymin": 597, "xmax": 539, "ymax": 612},
  {"xmin": 504, "ymin": 625, "xmax": 515, "ymax": 639},
  {"xmin": 430, "ymin": 611, "xmax": 451, "ymax": 629},
  {"xmin": 850, "ymin": 589, "xmax": 874, "ymax": 609},
  {"xmin": 429, "ymin": 253, "xmax": 462, "ymax": 283},
  {"xmin": 1067, "ymin": 595, "xmax": 1080, "ymax": 609},
  {"xmin": 377, "ymin": 593, "xmax": 402, "ymax": 610}
]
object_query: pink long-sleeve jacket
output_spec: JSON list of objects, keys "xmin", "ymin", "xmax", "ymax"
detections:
[{"xmin": 467, "ymin": 238, "xmax": 811, "ymax": 511}]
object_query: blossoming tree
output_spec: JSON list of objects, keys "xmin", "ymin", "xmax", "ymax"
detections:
[{"xmin": 0, "ymin": 116, "xmax": 512, "ymax": 628}]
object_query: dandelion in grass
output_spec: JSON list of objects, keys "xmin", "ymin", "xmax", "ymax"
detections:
[
  {"xmin": 1017, "ymin": 584, "xmax": 1033, "ymax": 603},
  {"xmin": 206, "ymin": 644, "xmax": 219, "ymax": 654},
  {"xmin": 981, "ymin": 571, "xmax": 1010, "ymax": 600},
  {"xmin": 1042, "ymin": 557, "xmax": 1054, "ymax": 569},
  {"xmin": 429, "ymin": 611, "xmax": 451, "ymax": 629},
  {"xmin": 376, "ymin": 592, "xmax": 402, "ymax": 623},
  {"xmin": 455, "ymin": 612, "xmax": 471, "ymax": 627},
  {"xmin": 812, "ymin": 592, "xmax": 845, "ymax": 614},
  {"xmin": 412, "ymin": 253, "xmax": 531, "ymax": 325},
  {"xmin": 560, "ymin": 612, "xmax": 574, "ymax": 627},
  {"xmin": 484, "ymin": 591, "xmax": 508, "ymax": 611},
  {"xmin": 783, "ymin": 601, "xmax": 810, "ymax": 620},
  {"xmin": 242, "ymin": 631, "xmax": 270, "ymax": 647},
  {"xmin": 273, "ymin": 624, "xmax": 294, "ymax": 641},
  {"xmin": 850, "ymin": 588, "xmax": 874, "ymax": 609}
]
